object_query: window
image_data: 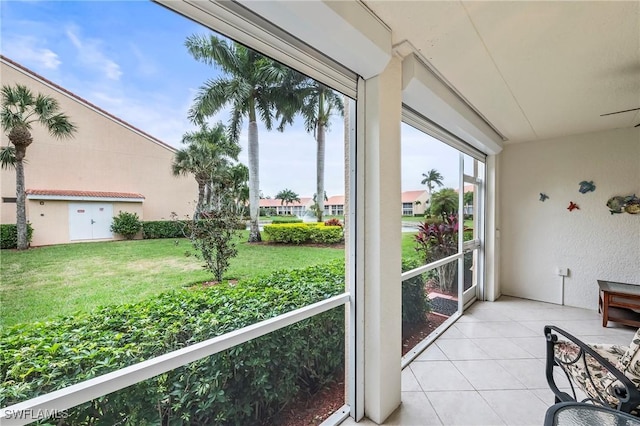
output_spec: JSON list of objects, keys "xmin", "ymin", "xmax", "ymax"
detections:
[
  {"xmin": 1, "ymin": 2, "xmax": 357, "ymax": 423},
  {"xmin": 402, "ymin": 202, "xmax": 413, "ymax": 216},
  {"xmin": 400, "ymin": 114, "xmax": 486, "ymax": 362}
]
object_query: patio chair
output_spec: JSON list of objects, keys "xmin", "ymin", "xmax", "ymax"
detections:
[{"xmin": 544, "ymin": 325, "xmax": 640, "ymax": 415}]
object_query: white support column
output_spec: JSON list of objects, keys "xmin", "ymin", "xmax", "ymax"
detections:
[
  {"xmin": 361, "ymin": 56, "xmax": 403, "ymax": 423},
  {"xmin": 484, "ymin": 154, "xmax": 500, "ymax": 301}
]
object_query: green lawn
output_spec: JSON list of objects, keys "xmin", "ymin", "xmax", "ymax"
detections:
[{"xmin": 0, "ymin": 231, "xmax": 344, "ymax": 327}]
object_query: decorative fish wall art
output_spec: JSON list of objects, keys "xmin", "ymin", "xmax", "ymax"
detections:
[
  {"xmin": 578, "ymin": 180, "xmax": 596, "ymax": 194},
  {"xmin": 567, "ymin": 201, "xmax": 579, "ymax": 212},
  {"xmin": 607, "ymin": 194, "xmax": 640, "ymax": 215}
]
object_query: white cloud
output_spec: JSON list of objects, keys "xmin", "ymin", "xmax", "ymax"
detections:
[
  {"xmin": 66, "ymin": 25, "xmax": 122, "ymax": 81},
  {"xmin": 2, "ymin": 35, "xmax": 61, "ymax": 70},
  {"xmin": 129, "ymin": 44, "xmax": 158, "ymax": 77}
]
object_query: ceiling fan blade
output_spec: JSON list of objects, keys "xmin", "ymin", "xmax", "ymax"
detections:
[{"xmin": 600, "ymin": 107, "xmax": 640, "ymax": 117}]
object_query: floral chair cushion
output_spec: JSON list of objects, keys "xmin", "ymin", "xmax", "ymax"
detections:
[
  {"xmin": 617, "ymin": 330, "xmax": 640, "ymax": 389},
  {"xmin": 553, "ymin": 327, "xmax": 640, "ymax": 412},
  {"xmin": 554, "ymin": 341, "xmax": 627, "ymax": 407}
]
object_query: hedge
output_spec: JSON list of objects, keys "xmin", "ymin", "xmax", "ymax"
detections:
[
  {"xmin": 0, "ymin": 261, "xmax": 345, "ymax": 425},
  {"xmin": 141, "ymin": 220, "xmax": 189, "ymax": 239},
  {"xmin": 142, "ymin": 220, "xmax": 245, "ymax": 239},
  {"xmin": 263, "ymin": 223, "xmax": 343, "ymax": 245},
  {"xmin": 401, "ymin": 258, "xmax": 431, "ymax": 326},
  {"xmin": 0, "ymin": 223, "xmax": 33, "ymax": 249}
]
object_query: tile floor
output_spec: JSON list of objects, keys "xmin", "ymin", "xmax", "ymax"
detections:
[{"xmin": 341, "ymin": 296, "xmax": 637, "ymax": 426}]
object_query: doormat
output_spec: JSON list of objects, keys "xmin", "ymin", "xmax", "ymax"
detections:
[{"xmin": 430, "ymin": 297, "xmax": 458, "ymax": 317}]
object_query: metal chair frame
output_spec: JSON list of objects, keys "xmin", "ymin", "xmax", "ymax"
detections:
[{"xmin": 544, "ymin": 325, "xmax": 640, "ymax": 414}]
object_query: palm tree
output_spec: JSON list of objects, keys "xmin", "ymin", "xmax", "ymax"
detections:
[
  {"xmin": 185, "ymin": 34, "xmax": 289, "ymax": 242},
  {"xmin": 226, "ymin": 163, "xmax": 249, "ymax": 217},
  {"xmin": 277, "ymin": 75, "xmax": 343, "ymax": 222},
  {"xmin": 275, "ymin": 188, "xmax": 300, "ymax": 207},
  {"xmin": 172, "ymin": 122, "xmax": 240, "ymax": 218},
  {"xmin": 430, "ymin": 188, "xmax": 459, "ymax": 219},
  {"xmin": 309, "ymin": 191, "xmax": 328, "ymax": 222},
  {"xmin": 1, "ymin": 84, "xmax": 77, "ymax": 250},
  {"xmin": 420, "ymin": 168, "xmax": 444, "ymax": 195}
]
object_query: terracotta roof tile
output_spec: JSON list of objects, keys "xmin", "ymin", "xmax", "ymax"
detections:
[
  {"xmin": 401, "ymin": 190, "xmax": 428, "ymax": 203},
  {"xmin": 26, "ymin": 189, "xmax": 145, "ymax": 199},
  {"xmin": 326, "ymin": 195, "xmax": 345, "ymax": 205}
]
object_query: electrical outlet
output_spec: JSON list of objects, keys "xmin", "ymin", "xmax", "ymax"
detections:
[{"xmin": 557, "ymin": 267, "xmax": 569, "ymax": 277}]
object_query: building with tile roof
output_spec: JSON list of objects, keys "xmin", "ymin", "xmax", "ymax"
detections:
[{"xmin": 1, "ymin": 56, "xmax": 198, "ymax": 246}]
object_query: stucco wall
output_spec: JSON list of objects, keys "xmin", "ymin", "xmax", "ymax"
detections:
[
  {"xmin": 499, "ymin": 127, "xmax": 640, "ymax": 310},
  {"xmin": 26, "ymin": 200, "xmax": 144, "ymax": 246},
  {"xmin": 1, "ymin": 60, "xmax": 199, "ymax": 245}
]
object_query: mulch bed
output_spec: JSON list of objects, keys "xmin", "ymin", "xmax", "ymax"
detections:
[{"xmin": 274, "ymin": 312, "xmax": 449, "ymax": 425}]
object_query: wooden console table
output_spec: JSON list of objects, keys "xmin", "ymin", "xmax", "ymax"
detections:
[{"xmin": 598, "ymin": 280, "xmax": 640, "ymax": 328}]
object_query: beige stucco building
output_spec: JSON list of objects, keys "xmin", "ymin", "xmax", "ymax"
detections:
[{"xmin": 0, "ymin": 56, "xmax": 198, "ymax": 246}]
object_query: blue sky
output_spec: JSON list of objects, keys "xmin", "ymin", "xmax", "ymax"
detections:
[{"xmin": 1, "ymin": 1, "xmax": 463, "ymax": 198}]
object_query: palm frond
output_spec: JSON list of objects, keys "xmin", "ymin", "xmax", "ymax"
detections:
[
  {"xmin": 45, "ymin": 114, "xmax": 77, "ymax": 139},
  {"xmin": 228, "ymin": 105, "xmax": 244, "ymax": 143},
  {"xmin": 0, "ymin": 146, "xmax": 16, "ymax": 169},
  {"xmin": 34, "ymin": 94, "xmax": 60, "ymax": 121},
  {"xmin": 255, "ymin": 95, "xmax": 274, "ymax": 130},
  {"xmin": 2, "ymin": 84, "xmax": 34, "ymax": 111},
  {"xmin": 188, "ymin": 79, "xmax": 230, "ymax": 125},
  {"xmin": 185, "ymin": 34, "xmax": 239, "ymax": 75},
  {"xmin": 1, "ymin": 108, "xmax": 31, "ymax": 132}
]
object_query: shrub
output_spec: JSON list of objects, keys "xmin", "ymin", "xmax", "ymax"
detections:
[
  {"xmin": 324, "ymin": 218, "xmax": 342, "ymax": 227},
  {"xmin": 0, "ymin": 223, "xmax": 33, "ymax": 249},
  {"xmin": 141, "ymin": 220, "xmax": 188, "ymax": 239},
  {"xmin": 264, "ymin": 223, "xmax": 310, "ymax": 244},
  {"xmin": 263, "ymin": 223, "xmax": 343, "ymax": 245},
  {"xmin": 186, "ymin": 209, "xmax": 239, "ymax": 282},
  {"xmin": 463, "ymin": 229, "xmax": 474, "ymax": 242},
  {"xmin": 401, "ymin": 258, "xmax": 431, "ymax": 326},
  {"xmin": 110, "ymin": 211, "xmax": 142, "ymax": 240},
  {"xmin": 308, "ymin": 225, "xmax": 343, "ymax": 244},
  {"xmin": 0, "ymin": 261, "xmax": 346, "ymax": 425},
  {"xmin": 415, "ymin": 215, "xmax": 468, "ymax": 292},
  {"xmin": 271, "ymin": 215, "xmax": 302, "ymax": 224}
]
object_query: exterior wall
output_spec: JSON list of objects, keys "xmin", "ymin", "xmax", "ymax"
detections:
[
  {"xmin": 499, "ymin": 127, "xmax": 640, "ymax": 309},
  {"xmin": 25, "ymin": 200, "xmax": 69, "ymax": 246},
  {"xmin": 411, "ymin": 192, "xmax": 428, "ymax": 215},
  {"xmin": 400, "ymin": 190, "xmax": 428, "ymax": 216},
  {"xmin": 26, "ymin": 200, "xmax": 143, "ymax": 246},
  {"xmin": 1, "ymin": 60, "xmax": 198, "ymax": 245}
]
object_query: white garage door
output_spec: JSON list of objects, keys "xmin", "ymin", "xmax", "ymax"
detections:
[{"xmin": 69, "ymin": 203, "xmax": 113, "ymax": 241}]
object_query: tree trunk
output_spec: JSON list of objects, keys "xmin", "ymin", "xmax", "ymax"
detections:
[
  {"xmin": 195, "ymin": 178, "xmax": 206, "ymax": 219},
  {"xmin": 316, "ymin": 124, "xmax": 326, "ymax": 222},
  {"xmin": 247, "ymin": 120, "xmax": 261, "ymax": 242},
  {"xmin": 15, "ymin": 158, "xmax": 28, "ymax": 250}
]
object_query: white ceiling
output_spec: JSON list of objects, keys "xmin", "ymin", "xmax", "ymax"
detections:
[{"xmin": 363, "ymin": 1, "xmax": 640, "ymax": 143}]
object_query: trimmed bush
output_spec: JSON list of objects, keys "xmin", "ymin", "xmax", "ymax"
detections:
[
  {"xmin": 0, "ymin": 223, "xmax": 33, "ymax": 249},
  {"xmin": 0, "ymin": 261, "xmax": 345, "ymax": 425},
  {"xmin": 308, "ymin": 225, "xmax": 343, "ymax": 244},
  {"xmin": 270, "ymin": 215, "xmax": 302, "ymax": 224},
  {"xmin": 263, "ymin": 223, "xmax": 343, "ymax": 245},
  {"xmin": 141, "ymin": 220, "xmax": 189, "ymax": 239},
  {"xmin": 264, "ymin": 223, "xmax": 310, "ymax": 244},
  {"xmin": 110, "ymin": 211, "xmax": 142, "ymax": 240},
  {"xmin": 401, "ymin": 258, "xmax": 431, "ymax": 326}
]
